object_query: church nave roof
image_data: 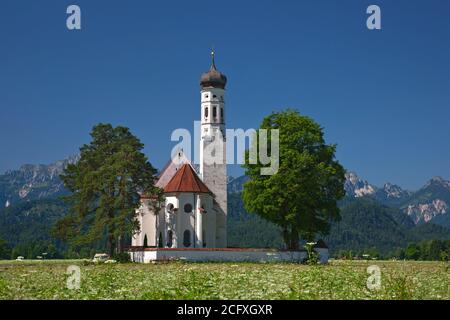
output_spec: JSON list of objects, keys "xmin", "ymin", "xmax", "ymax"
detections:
[{"xmin": 164, "ymin": 163, "xmax": 212, "ymax": 194}]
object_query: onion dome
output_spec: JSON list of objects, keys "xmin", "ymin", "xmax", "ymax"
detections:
[{"xmin": 200, "ymin": 50, "xmax": 227, "ymax": 89}]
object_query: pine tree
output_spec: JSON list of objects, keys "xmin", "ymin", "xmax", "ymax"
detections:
[{"xmin": 54, "ymin": 123, "xmax": 163, "ymax": 256}]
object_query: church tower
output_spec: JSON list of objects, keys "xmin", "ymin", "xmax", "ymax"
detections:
[{"xmin": 199, "ymin": 50, "xmax": 227, "ymax": 248}]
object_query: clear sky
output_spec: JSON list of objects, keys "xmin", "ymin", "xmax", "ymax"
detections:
[{"xmin": 0, "ymin": 0, "xmax": 449, "ymax": 190}]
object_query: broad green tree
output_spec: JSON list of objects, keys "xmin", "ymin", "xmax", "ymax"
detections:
[
  {"xmin": 242, "ymin": 110, "xmax": 345, "ymax": 250},
  {"xmin": 54, "ymin": 123, "xmax": 163, "ymax": 255}
]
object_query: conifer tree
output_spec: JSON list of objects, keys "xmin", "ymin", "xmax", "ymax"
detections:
[{"xmin": 54, "ymin": 124, "xmax": 163, "ymax": 255}]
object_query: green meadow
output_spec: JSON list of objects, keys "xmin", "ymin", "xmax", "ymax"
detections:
[{"xmin": 0, "ymin": 260, "xmax": 448, "ymax": 300}]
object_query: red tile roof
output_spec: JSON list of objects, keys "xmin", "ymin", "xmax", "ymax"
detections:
[{"xmin": 164, "ymin": 164, "xmax": 211, "ymax": 194}]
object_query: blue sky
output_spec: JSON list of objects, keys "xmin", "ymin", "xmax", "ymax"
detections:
[{"xmin": 0, "ymin": 0, "xmax": 449, "ymax": 190}]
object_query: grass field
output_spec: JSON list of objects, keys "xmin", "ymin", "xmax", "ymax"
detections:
[{"xmin": 0, "ymin": 260, "xmax": 448, "ymax": 300}]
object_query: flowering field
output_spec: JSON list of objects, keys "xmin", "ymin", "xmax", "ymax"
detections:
[{"xmin": 0, "ymin": 260, "xmax": 448, "ymax": 300}]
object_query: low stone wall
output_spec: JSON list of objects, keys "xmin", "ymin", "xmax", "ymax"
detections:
[{"xmin": 128, "ymin": 248, "xmax": 329, "ymax": 264}]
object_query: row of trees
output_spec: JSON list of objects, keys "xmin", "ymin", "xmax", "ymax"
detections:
[
  {"xmin": 335, "ymin": 240, "xmax": 450, "ymax": 261},
  {"xmin": 0, "ymin": 237, "xmax": 58, "ymax": 260},
  {"xmin": 390, "ymin": 240, "xmax": 450, "ymax": 261},
  {"xmin": 0, "ymin": 237, "xmax": 97, "ymax": 260}
]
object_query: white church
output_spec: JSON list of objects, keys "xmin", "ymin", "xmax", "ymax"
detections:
[
  {"xmin": 129, "ymin": 52, "xmax": 328, "ymax": 263},
  {"xmin": 131, "ymin": 51, "xmax": 228, "ymax": 250}
]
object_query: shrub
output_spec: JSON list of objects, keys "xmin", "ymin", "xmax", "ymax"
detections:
[
  {"xmin": 113, "ymin": 252, "xmax": 131, "ymax": 263},
  {"xmin": 304, "ymin": 242, "xmax": 320, "ymax": 265}
]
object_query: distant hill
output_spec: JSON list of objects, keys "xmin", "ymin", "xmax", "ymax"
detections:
[
  {"xmin": 0, "ymin": 198, "xmax": 69, "ymax": 258},
  {"xmin": 325, "ymin": 197, "xmax": 410, "ymax": 253},
  {"xmin": 325, "ymin": 197, "xmax": 450, "ymax": 254},
  {"xmin": 227, "ymin": 193, "xmax": 282, "ymax": 249},
  {"xmin": 402, "ymin": 177, "xmax": 450, "ymax": 227},
  {"xmin": 0, "ymin": 156, "xmax": 78, "ymax": 208},
  {"xmin": 227, "ymin": 175, "xmax": 249, "ymax": 194}
]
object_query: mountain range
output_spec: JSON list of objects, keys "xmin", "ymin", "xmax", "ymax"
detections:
[
  {"xmin": 229, "ymin": 171, "xmax": 450, "ymax": 229},
  {"xmin": 0, "ymin": 157, "xmax": 449, "ymax": 256},
  {"xmin": 227, "ymin": 172, "xmax": 450, "ymax": 254},
  {"xmin": 343, "ymin": 172, "xmax": 450, "ymax": 228},
  {"xmin": 0, "ymin": 155, "xmax": 78, "ymax": 208}
]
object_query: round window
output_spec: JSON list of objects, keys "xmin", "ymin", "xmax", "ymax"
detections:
[{"xmin": 184, "ymin": 203, "xmax": 193, "ymax": 213}]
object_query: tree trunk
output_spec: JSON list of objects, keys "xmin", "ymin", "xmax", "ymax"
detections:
[
  {"xmin": 283, "ymin": 227, "xmax": 300, "ymax": 251},
  {"xmin": 108, "ymin": 235, "xmax": 116, "ymax": 257},
  {"xmin": 118, "ymin": 235, "xmax": 125, "ymax": 253},
  {"xmin": 282, "ymin": 227, "xmax": 290, "ymax": 250},
  {"xmin": 290, "ymin": 229, "xmax": 300, "ymax": 251}
]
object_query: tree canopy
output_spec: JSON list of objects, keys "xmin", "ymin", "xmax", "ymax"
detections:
[
  {"xmin": 54, "ymin": 123, "xmax": 163, "ymax": 255},
  {"xmin": 242, "ymin": 110, "xmax": 346, "ymax": 250}
]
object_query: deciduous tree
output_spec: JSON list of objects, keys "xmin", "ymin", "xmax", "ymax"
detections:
[{"xmin": 242, "ymin": 110, "xmax": 345, "ymax": 250}]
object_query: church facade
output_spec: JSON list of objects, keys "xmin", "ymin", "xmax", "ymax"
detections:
[{"xmin": 131, "ymin": 52, "xmax": 228, "ymax": 249}]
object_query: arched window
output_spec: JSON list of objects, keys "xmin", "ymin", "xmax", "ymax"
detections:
[
  {"xmin": 213, "ymin": 106, "xmax": 217, "ymax": 118},
  {"xmin": 220, "ymin": 107, "xmax": 224, "ymax": 119},
  {"xmin": 158, "ymin": 232, "xmax": 163, "ymax": 248},
  {"xmin": 203, "ymin": 230, "xmax": 206, "ymax": 248},
  {"xmin": 143, "ymin": 234, "xmax": 148, "ymax": 248},
  {"xmin": 167, "ymin": 230, "xmax": 173, "ymax": 248},
  {"xmin": 183, "ymin": 230, "xmax": 191, "ymax": 247},
  {"xmin": 167, "ymin": 203, "xmax": 174, "ymax": 213},
  {"xmin": 184, "ymin": 203, "xmax": 193, "ymax": 213},
  {"xmin": 204, "ymin": 107, "xmax": 208, "ymax": 118}
]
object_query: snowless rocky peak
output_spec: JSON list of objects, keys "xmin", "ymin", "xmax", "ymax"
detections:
[
  {"xmin": 406, "ymin": 199, "xmax": 448, "ymax": 224},
  {"xmin": 424, "ymin": 176, "xmax": 450, "ymax": 189},
  {"xmin": 383, "ymin": 183, "xmax": 410, "ymax": 199},
  {"xmin": 344, "ymin": 172, "xmax": 376, "ymax": 197},
  {"xmin": 345, "ymin": 172, "xmax": 359, "ymax": 185},
  {"xmin": 15, "ymin": 154, "xmax": 80, "ymax": 181},
  {"xmin": 1, "ymin": 155, "xmax": 79, "ymax": 202}
]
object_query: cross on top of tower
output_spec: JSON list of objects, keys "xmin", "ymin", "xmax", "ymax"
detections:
[{"xmin": 211, "ymin": 46, "xmax": 216, "ymax": 69}]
